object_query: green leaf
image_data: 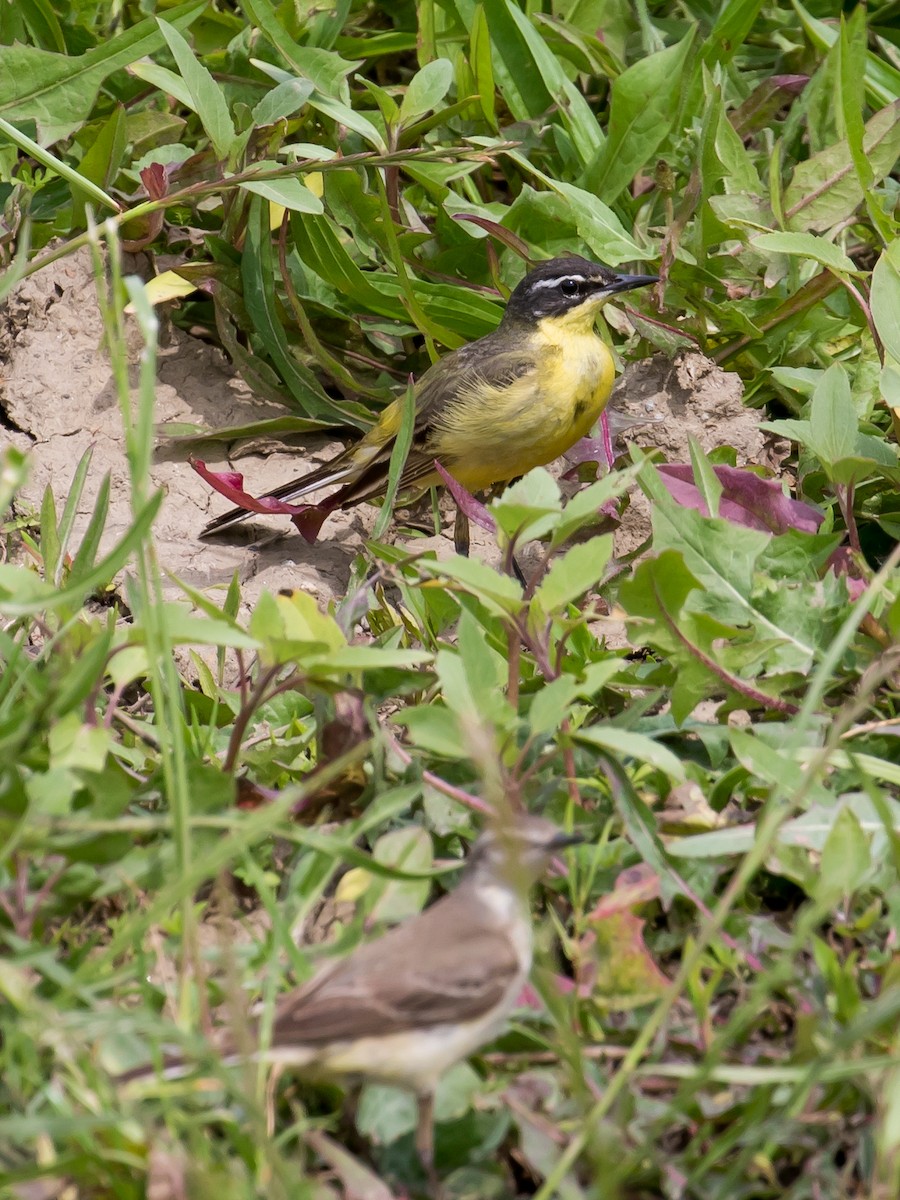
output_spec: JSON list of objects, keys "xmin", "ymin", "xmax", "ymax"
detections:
[
  {"xmin": 0, "ymin": 0, "xmax": 205, "ymax": 144},
  {"xmin": 240, "ymin": 172, "xmax": 323, "ymax": 214},
  {"xmin": 436, "ymin": 609, "xmax": 509, "ymax": 724},
  {"xmin": 687, "ymin": 437, "xmax": 722, "ymax": 520},
  {"xmin": 808, "ymin": 363, "xmax": 858, "ymax": 467},
  {"xmin": 478, "ymin": 0, "xmax": 553, "ymax": 121},
  {"xmin": 489, "ymin": 468, "xmax": 562, "ymax": 545},
  {"xmin": 399, "ymin": 58, "xmax": 454, "ymax": 126},
  {"xmin": 576, "ymin": 726, "xmax": 686, "ymax": 783},
  {"xmin": 391, "ymin": 704, "xmax": 468, "ymax": 758},
  {"xmin": 818, "ymin": 804, "xmax": 871, "ymax": 900},
  {"xmin": 502, "ymin": 149, "xmax": 645, "ymax": 264},
  {"xmin": 639, "ymin": 467, "xmax": 818, "ymax": 671},
  {"xmin": 417, "ymin": 556, "xmax": 524, "ymax": 617},
  {"xmin": 872, "ymin": 241, "xmax": 900, "ymax": 367},
  {"xmin": 368, "ymin": 826, "xmax": 433, "ymax": 922},
  {"xmin": 783, "ymin": 99, "xmax": 900, "ymax": 231},
  {"xmin": 242, "ymin": 196, "xmax": 348, "ymax": 420},
  {"xmin": 240, "ymin": 0, "xmax": 360, "ymax": 99},
  {"xmin": 751, "ymin": 231, "xmax": 859, "ymax": 276},
  {"xmin": 470, "ymin": 5, "xmax": 496, "ymax": 129},
  {"xmin": 532, "ymin": 535, "xmax": 612, "ymax": 614},
  {"xmin": 501, "ymin": 1, "xmax": 602, "ymax": 165},
  {"xmin": 581, "ymin": 30, "xmax": 695, "ymax": 204},
  {"xmin": 0, "ymin": 116, "xmax": 118, "ymax": 212},
  {"xmin": 158, "ymin": 18, "xmax": 237, "ymax": 160},
  {"xmin": 252, "ymin": 77, "xmax": 315, "ymax": 125},
  {"xmin": 71, "ymin": 105, "xmax": 127, "ymax": 225},
  {"xmin": 0, "ymin": 492, "xmax": 163, "ymax": 616}
]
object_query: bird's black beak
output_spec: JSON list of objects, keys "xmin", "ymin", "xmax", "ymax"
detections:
[
  {"xmin": 549, "ymin": 830, "xmax": 586, "ymax": 850},
  {"xmin": 604, "ymin": 272, "xmax": 659, "ymax": 295}
]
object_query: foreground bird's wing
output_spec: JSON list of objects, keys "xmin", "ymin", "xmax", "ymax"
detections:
[
  {"xmin": 200, "ymin": 336, "xmax": 539, "ymax": 534},
  {"xmin": 268, "ymin": 903, "xmax": 521, "ymax": 1045}
]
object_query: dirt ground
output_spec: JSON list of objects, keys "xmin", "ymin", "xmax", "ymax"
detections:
[{"xmin": 1, "ymin": 250, "xmax": 770, "ymax": 632}]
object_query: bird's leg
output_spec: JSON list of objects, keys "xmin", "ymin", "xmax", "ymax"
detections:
[
  {"xmin": 453, "ymin": 506, "xmax": 470, "ymax": 557},
  {"xmin": 415, "ymin": 1090, "xmax": 440, "ymax": 1196}
]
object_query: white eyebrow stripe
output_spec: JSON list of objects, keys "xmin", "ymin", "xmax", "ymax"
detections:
[{"xmin": 529, "ymin": 275, "xmax": 589, "ymax": 291}]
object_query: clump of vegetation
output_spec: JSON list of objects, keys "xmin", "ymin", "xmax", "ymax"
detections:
[{"xmin": 1, "ymin": 2, "xmax": 899, "ymax": 1197}]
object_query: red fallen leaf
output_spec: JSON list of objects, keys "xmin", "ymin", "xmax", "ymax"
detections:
[
  {"xmin": 657, "ymin": 463, "xmax": 823, "ymax": 534},
  {"xmin": 190, "ymin": 459, "xmax": 330, "ymax": 542},
  {"xmin": 577, "ymin": 864, "xmax": 669, "ymax": 1007},
  {"xmin": 591, "ymin": 863, "xmax": 660, "ymax": 918},
  {"xmin": 433, "ymin": 460, "xmax": 496, "ymax": 533}
]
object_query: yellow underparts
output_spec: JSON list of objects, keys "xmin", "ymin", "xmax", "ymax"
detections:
[{"xmin": 432, "ymin": 311, "xmax": 616, "ymax": 493}]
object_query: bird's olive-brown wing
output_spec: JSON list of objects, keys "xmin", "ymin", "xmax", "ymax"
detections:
[{"xmin": 268, "ymin": 901, "xmax": 521, "ymax": 1045}]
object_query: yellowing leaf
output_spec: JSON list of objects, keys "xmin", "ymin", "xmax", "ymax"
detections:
[
  {"xmin": 135, "ymin": 270, "xmax": 197, "ymax": 308},
  {"xmin": 335, "ymin": 867, "xmax": 372, "ymax": 904}
]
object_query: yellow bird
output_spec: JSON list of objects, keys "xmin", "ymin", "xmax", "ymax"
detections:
[{"xmin": 200, "ymin": 255, "xmax": 657, "ymax": 541}]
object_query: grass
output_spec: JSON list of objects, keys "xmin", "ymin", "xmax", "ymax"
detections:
[{"xmin": 1, "ymin": 1, "xmax": 900, "ymax": 1197}]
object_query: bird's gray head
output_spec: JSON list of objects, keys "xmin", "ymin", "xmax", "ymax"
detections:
[
  {"xmin": 503, "ymin": 255, "xmax": 657, "ymax": 324},
  {"xmin": 465, "ymin": 814, "xmax": 583, "ymax": 889}
]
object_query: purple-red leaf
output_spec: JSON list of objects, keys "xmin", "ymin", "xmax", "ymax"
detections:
[
  {"xmin": 191, "ymin": 459, "xmax": 330, "ymax": 542},
  {"xmin": 657, "ymin": 463, "xmax": 822, "ymax": 534},
  {"xmin": 433, "ymin": 461, "xmax": 496, "ymax": 533}
]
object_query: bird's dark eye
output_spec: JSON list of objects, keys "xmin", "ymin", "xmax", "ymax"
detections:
[{"xmin": 559, "ymin": 278, "xmax": 580, "ymax": 297}]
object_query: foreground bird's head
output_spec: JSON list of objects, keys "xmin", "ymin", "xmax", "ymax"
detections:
[
  {"xmin": 465, "ymin": 814, "xmax": 583, "ymax": 889},
  {"xmin": 503, "ymin": 255, "xmax": 657, "ymax": 329}
]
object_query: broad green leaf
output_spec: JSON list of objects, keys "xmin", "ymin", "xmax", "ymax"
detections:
[
  {"xmin": 0, "ymin": 0, "xmax": 205, "ymax": 144},
  {"xmin": 470, "ymin": 5, "xmax": 496, "ymax": 128},
  {"xmin": 576, "ymin": 726, "xmax": 686, "ymax": 782},
  {"xmin": 417, "ymin": 555, "xmax": 524, "ymax": 617},
  {"xmin": 71, "ymin": 105, "xmax": 127, "ymax": 225},
  {"xmin": 532, "ymin": 535, "xmax": 612, "ymax": 613},
  {"xmin": 502, "ymin": 1, "xmax": 602, "ymax": 164},
  {"xmin": 808, "ymin": 363, "xmax": 858, "ymax": 467},
  {"xmin": 490, "ymin": 468, "xmax": 562, "ymax": 545},
  {"xmin": 128, "ymin": 59, "xmax": 194, "ymax": 108},
  {"xmin": 158, "ymin": 19, "xmax": 236, "ymax": 160},
  {"xmin": 752, "ymin": 232, "xmax": 859, "ymax": 276},
  {"xmin": 240, "ymin": 0, "xmax": 360, "ymax": 99},
  {"xmin": 368, "ymin": 826, "xmax": 433, "ymax": 922},
  {"xmin": 502, "ymin": 149, "xmax": 644, "ymax": 264},
  {"xmin": 872, "ymin": 241, "xmax": 900, "ymax": 366},
  {"xmin": 818, "ymin": 804, "xmax": 871, "ymax": 899},
  {"xmin": 479, "ymin": 0, "xmax": 554, "ymax": 121},
  {"xmin": 252, "ymin": 77, "xmax": 315, "ymax": 125},
  {"xmin": 783, "ymin": 99, "xmax": 900, "ymax": 231},
  {"xmin": 399, "ymin": 58, "xmax": 454, "ymax": 126},
  {"xmin": 581, "ymin": 30, "xmax": 695, "ymax": 204},
  {"xmin": 391, "ymin": 704, "xmax": 468, "ymax": 758},
  {"xmin": 639, "ymin": 467, "xmax": 818, "ymax": 671},
  {"xmin": 240, "ymin": 173, "xmax": 323, "ymax": 214}
]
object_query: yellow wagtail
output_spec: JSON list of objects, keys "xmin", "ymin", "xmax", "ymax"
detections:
[
  {"xmin": 200, "ymin": 255, "xmax": 656, "ymax": 542},
  {"xmin": 120, "ymin": 815, "xmax": 582, "ymax": 1189}
]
